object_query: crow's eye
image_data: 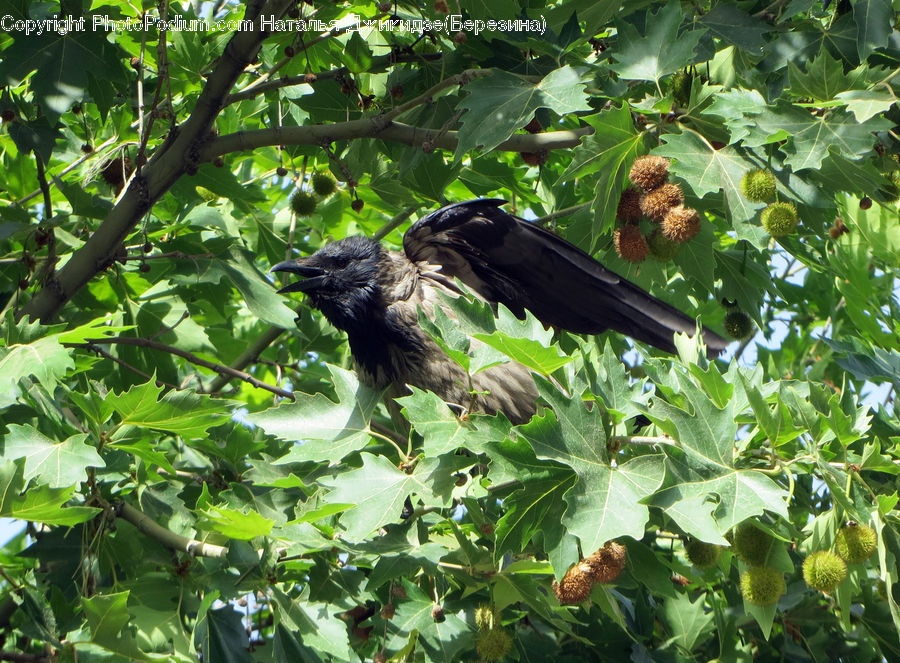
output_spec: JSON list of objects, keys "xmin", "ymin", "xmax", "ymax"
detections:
[{"xmin": 330, "ymin": 257, "xmax": 351, "ymax": 269}]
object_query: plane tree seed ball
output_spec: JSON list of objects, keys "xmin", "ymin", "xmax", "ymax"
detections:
[
  {"xmin": 640, "ymin": 182, "xmax": 684, "ymax": 222},
  {"xmin": 614, "ymin": 225, "xmax": 649, "ymax": 263},
  {"xmin": 740, "ymin": 169, "xmax": 777, "ymax": 202},
  {"xmin": 741, "ymin": 566, "xmax": 786, "ymax": 606},
  {"xmin": 630, "ymin": 155, "xmax": 670, "ymax": 191},
  {"xmin": 835, "ymin": 523, "xmax": 877, "ymax": 563},
  {"xmin": 661, "ymin": 206, "xmax": 701, "ymax": 242},
  {"xmin": 761, "ymin": 202, "xmax": 799, "ymax": 237},
  {"xmin": 802, "ymin": 551, "xmax": 847, "ymax": 592}
]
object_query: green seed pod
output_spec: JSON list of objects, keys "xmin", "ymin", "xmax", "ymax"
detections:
[
  {"xmin": 802, "ymin": 550, "xmax": 847, "ymax": 592},
  {"xmin": 740, "ymin": 169, "xmax": 777, "ymax": 203},
  {"xmin": 740, "ymin": 566, "xmax": 785, "ymax": 606},
  {"xmin": 761, "ymin": 202, "xmax": 799, "ymax": 237},
  {"xmin": 835, "ymin": 523, "xmax": 877, "ymax": 564},
  {"xmin": 290, "ymin": 191, "xmax": 317, "ymax": 216},
  {"xmin": 684, "ymin": 539, "xmax": 721, "ymax": 569}
]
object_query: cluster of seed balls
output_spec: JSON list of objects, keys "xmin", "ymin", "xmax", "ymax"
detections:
[
  {"xmin": 614, "ymin": 155, "xmax": 701, "ymax": 264},
  {"xmin": 684, "ymin": 520, "xmax": 878, "ymax": 606},
  {"xmin": 289, "ymin": 171, "xmax": 339, "ymax": 217},
  {"xmin": 552, "ymin": 541, "xmax": 627, "ymax": 605},
  {"xmin": 739, "ymin": 168, "xmax": 799, "ymax": 237}
]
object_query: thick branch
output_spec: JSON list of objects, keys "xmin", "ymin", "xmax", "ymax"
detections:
[
  {"xmin": 117, "ymin": 502, "xmax": 227, "ymax": 558},
  {"xmin": 19, "ymin": 0, "xmax": 295, "ymax": 324},
  {"xmin": 204, "ymin": 121, "xmax": 593, "ymax": 159}
]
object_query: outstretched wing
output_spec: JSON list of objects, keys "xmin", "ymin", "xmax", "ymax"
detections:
[{"xmin": 403, "ymin": 199, "xmax": 728, "ymax": 354}]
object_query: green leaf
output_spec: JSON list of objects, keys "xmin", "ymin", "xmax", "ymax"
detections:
[
  {"xmin": 655, "ymin": 132, "xmax": 761, "ymax": 241},
  {"xmin": 197, "ymin": 505, "xmax": 274, "ymax": 540},
  {"xmin": 699, "ymin": 4, "xmax": 771, "ymax": 52},
  {"xmin": 1, "ymin": 424, "xmax": 104, "ymax": 488},
  {"xmin": 0, "ymin": 333, "xmax": 74, "ymax": 408},
  {"xmin": 516, "ymin": 378, "xmax": 665, "ymax": 554},
  {"xmin": 853, "ymin": 0, "xmax": 892, "ymax": 61},
  {"xmin": 835, "ymin": 89, "xmax": 896, "ymax": 123},
  {"xmin": 455, "ymin": 66, "xmax": 590, "ymax": 160},
  {"xmin": 610, "ymin": 3, "xmax": 706, "ymax": 82},
  {"xmin": 643, "ymin": 367, "xmax": 789, "ymax": 543},
  {"xmin": 320, "ymin": 453, "xmax": 432, "ymax": 541},
  {"xmin": 271, "ymin": 587, "xmax": 351, "ymax": 660},
  {"xmin": 557, "ymin": 105, "xmax": 645, "ymax": 243},
  {"xmin": 247, "ymin": 365, "xmax": 381, "ymax": 466},
  {"xmin": 107, "ymin": 380, "xmax": 232, "ymax": 439},
  {"xmin": 398, "ymin": 387, "xmax": 471, "ymax": 456},
  {"xmin": 660, "ymin": 592, "xmax": 715, "ymax": 651},
  {"xmin": 342, "ymin": 31, "xmax": 373, "ymax": 73},
  {"xmin": 386, "ymin": 580, "xmax": 471, "ymax": 663},
  {"xmin": 0, "ymin": 461, "xmax": 98, "ymax": 525},
  {"xmin": 752, "ymin": 102, "xmax": 891, "ymax": 171},
  {"xmin": 194, "ymin": 606, "xmax": 254, "ymax": 663},
  {"xmin": 788, "ymin": 51, "xmax": 857, "ymax": 101},
  {"xmin": 221, "ymin": 248, "xmax": 298, "ymax": 329}
]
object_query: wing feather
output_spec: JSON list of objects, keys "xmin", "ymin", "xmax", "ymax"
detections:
[{"xmin": 403, "ymin": 199, "xmax": 728, "ymax": 354}]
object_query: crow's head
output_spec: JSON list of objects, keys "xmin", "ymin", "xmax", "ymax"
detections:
[{"xmin": 271, "ymin": 236, "xmax": 386, "ymax": 330}]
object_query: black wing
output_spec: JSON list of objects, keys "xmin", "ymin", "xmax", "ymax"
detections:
[{"xmin": 403, "ymin": 199, "xmax": 728, "ymax": 355}]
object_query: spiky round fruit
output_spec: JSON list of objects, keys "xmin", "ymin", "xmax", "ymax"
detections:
[
  {"xmin": 629, "ymin": 155, "xmax": 670, "ymax": 191},
  {"xmin": 616, "ymin": 187, "xmax": 642, "ymax": 223},
  {"xmin": 381, "ymin": 603, "xmax": 395, "ymax": 620},
  {"xmin": 290, "ymin": 191, "xmax": 317, "ymax": 216},
  {"xmin": 803, "ymin": 551, "xmax": 847, "ymax": 592},
  {"xmin": 81, "ymin": 143, "xmax": 93, "ymax": 154},
  {"xmin": 740, "ymin": 169, "xmax": 777, "ymax": 203},
  {"xmin": 724, "ymin": 310, "xmax": 754, "ymax": 340},
  {"xmin": 614, "ymin": 225, "xmax": 648, "ymax": 263},
  {"xmin": 276, "ymin": 166, "xmax": 288, "ymax": 177},
  {"xmin": 521, "ymin": 152, "xmax": 543, "ymax": 166},
  {"xmin": 284, "ymin": 45, "xmax": 295, "ymax": 57},
  {"xmin": 523, "ymin": 117, "xmax": 542, "ymax": 134},
  {"xmin": 312, "ymin": 172, "xmax": 337, "ymax": 197},
  {"xmin": 740, "ymin": 566, "xmax": 785, "ymax": 606},
  {"xmin": 640, "ymin": 182, "xmax": 684, "ymax": 222},
  {"xmin": 475, "ymin": 628, "xmax": 512, "ymax": 662},
  {"xmin": 213, "ymin": 156, "xmax": 225, "ymax": 168},
  {"xmin": 859, "ymin": 196, "xmax": 872, "ymax": 210},
  {"xmin": 761, "ymin": 202, "xmax": 799, "ymax": 237},
  {"xmin": 684, "ymin": 539, "xmax": 721, "ymax": 569},
  {"xmin": 142, "ymin": 242, "xmax": 153, "ymax": 253},
  {"xmin": 731, "ymin": 522, "xmax": 774, "ymax": 566},
  {"xmin": 646, "ymin": 229, "xmax": 680, "ymax": 262},
  {"xmin": 585, "ymin": 541, "xmax": 627, "ymax": 583},
  {"xmin": 1, "ymin": 109, "xmax": 16, "ymax": 122},
  {"xmin": 671, "ymin": 71, "xmax": 692, "ymax": 107},
  {"xmin": 660, "ymin": 206, "xmax": 701, "ymax": 242},
  {"xmin": 453, "ymin": 31, "xmax": 467, "ymax": 44},
  {"xmin": 139, "ymin": 262, "xmax": 151, "ymax": 273},
  {"xmin": 351, "ymin": 198, "xmax": 365, "ymax": 212},
  {"xmin": 434, "ymin": 0, "xmax": 449, "ymax": 12},
  {"xmin": 835, "ymin": 523, "xmax": 877, "ymax": 564},
  {"xmin": 553, "ymin": 562, "xmax": 594, "ymax": 605},
  {"xmin": 829, "ymin": 216, "xmax": 848, "ymax": 239},
  {"xmin": 474, "ymin": 604, "xmax": 501, "ymax": 630}
]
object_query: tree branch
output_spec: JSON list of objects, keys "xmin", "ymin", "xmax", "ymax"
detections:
[
  {"xmin": 68, "ymin": 336, "xmax": 294, "ymax": 399},
  {"xmin": 18, "ymin": 0, "xmax": 296, "ymax": 324},
  {"xmin": 204, "ymin": 326, "xmax": 287, "ymax": 395},
  {"xmin": 117, "ymin": 502, "xmax": 227, "ymax": 558},
  {"xmin": 204, "ymin": 121, "xmax": 593, "ymax": 159}
]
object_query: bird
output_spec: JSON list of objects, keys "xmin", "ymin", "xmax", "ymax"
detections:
[{"xmin": 271, "ymin": 199, "xmax": 728, "ymax": 424}]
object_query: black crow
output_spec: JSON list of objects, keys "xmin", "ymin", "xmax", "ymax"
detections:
[{"xmin": 272, "ymin": 199, "xmax": 727, "ymax": 423}]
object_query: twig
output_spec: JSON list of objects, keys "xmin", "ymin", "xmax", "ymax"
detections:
[
  {"xmin": 82, "ymin": 343, "xmax": 181, "ymax": 391},
  {"xmin": 0, "ymin": 652, "xmax": 50, "ymax": 662},
  {"xmin": 373, "ymin": 205, "xmax": 422, "ymax": 241},
  {"xmin": 608, "ymin": 435, "xmax": 677, "ymax": 447},
  {"xmin": 68, "ymin": 336, "xmax": 295, "ymax": 399},
  {"xmin": 205, "ymin": 326, "xmax": 286, "ymax": 394},
  {"xmin": 117, "ymin": 502, "xmax": 227, "ymax": 558},
  {"xmin": 533, "ymin": 202, "xmax": 591, "ymax": 226},
  {"xmin": 371, "ymin": 420, "xmax": 409, "ymax": 452},
  {"xmin": 12, "ymin": 136, "xmax": 118, "ymax": 205},
  {"xmin": 224, "ymin": 53, "xmax": 442, "ymax": 105}
]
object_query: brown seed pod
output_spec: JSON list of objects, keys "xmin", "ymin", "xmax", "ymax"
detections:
[
  {"xmin": 351, "ymin": 198, "xmax": 364, "ymax": 212},
  {"xmin": 553, "ymin": 561, "xmax": 594, "ymax": 604},
  {"xmin": 304, "ymin": 72, "xmax": 318, "ymax": 84},
  {"xmin": 639, "ymin": 182, "xmax": 684, "ymax": 222},
  {"xmin": 434, "ymin": 0, "xmax": 449, "ymax": 12},
  {"xmin": 453, "ymin": 31, "xmax": 467, "ymax": 44},
  {"xmin": 584, "ymin": 541, "xmax": 627, "ymax": 583},
  {"xmin": 614, "ymin": 225, "xmax": 649, "ymax": 263},
  {"xmin": 661, "ymin": 206, "xmax": 701, "ymax": 242},
  {"xmin": 629, "ymin": 155, "xmax": 670, "ymax": 191},
  {"xmin": 616, "ymin": 187, "xmax": 642, "ymax": 223},
  {"xmin": 523, "ymin": 117, "xmax": 542, "ymax": 133}
]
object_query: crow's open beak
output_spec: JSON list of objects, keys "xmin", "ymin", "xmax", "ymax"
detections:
[{"xmin": 270, "ymin": 260, "xmax": 327, "ymax": 294}]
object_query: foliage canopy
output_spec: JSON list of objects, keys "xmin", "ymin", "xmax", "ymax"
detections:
[{"xmin": 1, "ymin": 0, "xmax": 900, "ymax": 661}]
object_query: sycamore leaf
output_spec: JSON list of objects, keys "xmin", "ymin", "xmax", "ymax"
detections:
[
  {"xmin": 699, "ymin": 4, "xmax": 771, "ymax": 52},
  {"xmin": 386, "ymin": 579, "xmax": 471, "ymax": 663},
  {"xmin": 834, "ymin": 89, "xmax": 896, "ymax": 123},
  {"xmin": 320, "ymin": 453, "xmax": 433, "ymax": 541},
  {"xmin": 247, "ymin": 365, "xmax": 381, "ymax": 466},
  {"xmin": 516, "ymin": 378, "xmax": 665, "ymax": 553},
  {"xmin": 557, "ymin": 105, "xmax": 645, "ymax": 242},
  {"xmin": 752, "ymin": 102, "xmax": 891, "ymax": 171},
  {"xmin": 271, "ymin": 588, "xmax": 351, "ymax": 661},
  {"xmin": 655, "ymin": 132, "xmax": 762, "ymax": 243},
  {"xmin": 398, "ymin": 387, "xmax": 472, "ymax": 456},
  {"xmin": 788, "ymin": 51, "xmax": 857, "ymax": 101},
  {"xmin": 853, "ymin": 0, "xmax": 892, "ymax": 61},
  {"xmin": 455, "ymin": 66, "xmax": 590, "ymax": 160},
  {"xmin": 1, "ymin": 424, "xmax": 105, "ymax": 488},
  {"xmin": 0, "ymin": 335, "xmax": 74, "ymax": 408},
  {"xmin": 107, "ymin": 380, "xmax": 232, "ymax": 440},
  {"xmin": 197, "ymin": 505, "xmax": 274, "ymax": 540},
  {"xmin": 610, "ymin": 3, "xmax": 706, "ymax": 82},
  {"xmin": 642, "ymin": 367, "xmax": 789, "ymax": 543},
  {"xmin": 0, "ymin": 462, "xmax": 98, "ymax": 525},
  {"xmin": 660, "ymin": 592, "xmax": 715, "ymax": 651}
]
